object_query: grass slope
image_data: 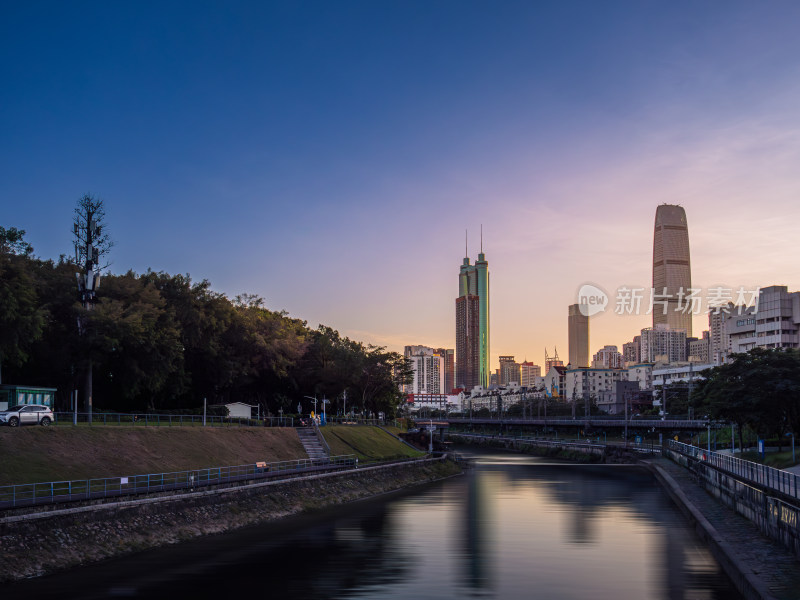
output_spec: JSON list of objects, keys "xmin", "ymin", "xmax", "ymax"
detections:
[
  {"xmin": 321, "ymin": 425, "xmax": 424, "ymax": 462},
  {"xmin": 0, "ymin": 427, "xmax": 306, "ymax": 485}
]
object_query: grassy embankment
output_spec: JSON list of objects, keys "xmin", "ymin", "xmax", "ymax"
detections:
[
  {"xmin": 0, "ymin": 427, "xmax": 306, "ymax": 486},
  {"xmin": 322, "ymin": 425, "xmax": 424, "ymax": 462},
  {"xmin": 0, "ymin": 425, "xmax": 425, "ymax": 486}
]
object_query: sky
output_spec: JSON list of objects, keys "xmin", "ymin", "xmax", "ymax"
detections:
[{"xmin": 2, "ymin": 1, "xmax": 800, "ymax": 370}]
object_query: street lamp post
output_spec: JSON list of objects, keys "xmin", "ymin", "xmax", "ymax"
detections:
[{"xmin": 304, "ymin": 396, "xmax": 318, "ymax": 420}]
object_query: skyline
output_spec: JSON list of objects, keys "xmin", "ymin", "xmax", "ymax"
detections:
[{"xmin": 3, "ymin": 2, "xmax": 800, "ymax": 370}]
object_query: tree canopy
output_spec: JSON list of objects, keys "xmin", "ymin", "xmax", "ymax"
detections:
[
  {"xmin": 0, "ymin": 226, "xmax": 407, "ymax": 417},
  {"xmin": 694, "ymin": 348, "xmax": 800, "ymax": 447}
]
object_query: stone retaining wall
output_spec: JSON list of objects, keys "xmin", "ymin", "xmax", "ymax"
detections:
[{"xmin": 0, "ymin": 458, "xmax": 461, "ymax": 582}]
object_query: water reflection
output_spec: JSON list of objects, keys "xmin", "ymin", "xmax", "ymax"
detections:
[{"xmin": 3, "ymin": 450, "xmax": 740, "ymax": 600}]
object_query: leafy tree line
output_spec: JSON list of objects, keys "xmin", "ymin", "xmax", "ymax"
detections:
[
  {"xmin": 0, "ymin": 226, "xmax": 412, "ymax": 417},
  {"xmin": 693, "ymin": 348, "xmax": 800, "ymax": 450}
]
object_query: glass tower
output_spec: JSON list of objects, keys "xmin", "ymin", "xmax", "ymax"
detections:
[
  {"xmin": 457, "ymin": 250, "xmax": 490, "ymax": 389},
  {"xmin": 652, "ymin": 204, "xmax": 692, "ymax": 337}
]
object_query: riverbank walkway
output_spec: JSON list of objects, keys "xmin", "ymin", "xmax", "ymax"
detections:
[{"xmin": 645, "ymin": 457, "xmax": 800, "ymax": 600}]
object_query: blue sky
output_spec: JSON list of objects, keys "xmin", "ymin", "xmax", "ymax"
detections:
[{"xmin": 3, "ymin": 1, "xmax": 800, "ymax": 367}]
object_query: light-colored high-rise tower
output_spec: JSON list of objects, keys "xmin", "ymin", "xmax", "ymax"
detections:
[
  {"xmin": 652, "ymin": 204, "xmax": 692, "ymax": 336},
  {"xmin": 568, "ymin": 304, "xmax": 590, "ymax": 367},
  {"xmin": 456, "ymin": 234, "xmax": 490, "ymax": 389}
]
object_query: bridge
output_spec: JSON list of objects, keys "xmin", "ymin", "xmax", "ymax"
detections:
[{"xmin": 445, "ymin": 417, "xmax": 717, "ymax": 431}]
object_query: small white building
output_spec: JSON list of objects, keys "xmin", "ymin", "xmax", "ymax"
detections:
[{"xmin": 224, "ymin": 402, "xmax": 257, "ymax": 419}]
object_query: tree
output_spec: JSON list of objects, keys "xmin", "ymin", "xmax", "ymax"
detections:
[
  {"xmin": 694, "ymin": 348, "xmax": 800, "ymax": 450},
  {"xmin": 73, "ymin": 194, "xmax": 113, "ymax": 413},
  {"xmin": 0, "ymin": 227, "xmax": 44, "ymax": 383}
]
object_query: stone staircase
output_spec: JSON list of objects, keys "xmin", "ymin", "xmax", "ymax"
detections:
[{"xmin": 296, "ymin": 426, "xmax": 329, "ymax": 460}]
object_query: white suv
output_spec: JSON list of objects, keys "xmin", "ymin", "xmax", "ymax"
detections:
[{"xmin": 0, "ymin": 404, "xmax": 54, "ymax": 427}]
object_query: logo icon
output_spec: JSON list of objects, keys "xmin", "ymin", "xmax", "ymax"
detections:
[{"xmin": 577, "ymin": 283, "xmax": 608, "ymax": 317}]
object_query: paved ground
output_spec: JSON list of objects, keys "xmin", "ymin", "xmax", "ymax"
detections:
[{"xmin": 647, "ymin": 457, "xmax": 800, "ymax": 600}]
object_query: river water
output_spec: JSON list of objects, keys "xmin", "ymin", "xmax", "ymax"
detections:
[{"xmin": 5, "ymin": 449, "xmax": 741, "ymax": 599}]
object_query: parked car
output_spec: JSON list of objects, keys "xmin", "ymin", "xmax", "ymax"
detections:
[{"xmin": 0, "ymin": 404, "xmax": 54, "ymax": 427}]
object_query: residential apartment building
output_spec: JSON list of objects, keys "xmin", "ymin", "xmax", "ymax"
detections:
[
  {"xmin": 688, "ymin": 331, "xmax": 710, "ymax": 363},
  {"xmin": 640, "ymin": 324, "xmax": 687, "ymax": 363},
  {"xmin": 592, "ymin": 345, "xmax": 623, "ymax": 369},
  {"xmin": 520, "ymin": 361, "xmax": 541, "ymax": 388},
  {"xmin": 565, "ymin": 367, "xmax": 624, "ymax": 401},
  {"xmin": 498, "ymin": 355, "xmax": 521, "ymax": 385}
]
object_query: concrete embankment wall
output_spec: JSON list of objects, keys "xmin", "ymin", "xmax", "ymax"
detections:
[
  {"xmin": 0, "ymin": 458, "xmax": 461, "ymax": 582},
  {"xmin": 664, "ymin": 448, "xmax": 800, "ymax": 560}
]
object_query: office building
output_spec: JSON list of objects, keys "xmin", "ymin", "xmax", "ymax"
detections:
[
  {"xmin": 456, "ymin": 294, "xmax": 480, "ymax": 391},
  {"xmin": 456, "ymin": 242, "xmax": 490, "ymax": 389},
  {"xmin": 727, "ymin": 285, "xmax": 800, "ymax": 354},
  {"xmin": 568, "ymin": 304, "xmax": 590, "ymax": 367},
  {"xmin": 652, "ymin": 204, "xmax": 693, "ymax": 337}
]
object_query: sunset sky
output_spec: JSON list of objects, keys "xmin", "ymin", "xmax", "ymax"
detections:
[{"xmin": 3, "ymin": 1, "xmax": 800, "ymax": 369}]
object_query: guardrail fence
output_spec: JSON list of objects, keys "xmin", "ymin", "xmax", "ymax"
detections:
[
  {"xmin": 52, "ymin": 412, "xmax": 295, "ymax": 428},
  {"xmin": 668, "ymin": 440, "xmax": 800, "ymax": 501},
  {"xmin": 0, "ymin": 454, "xmax": 357, "ymax": 510}
]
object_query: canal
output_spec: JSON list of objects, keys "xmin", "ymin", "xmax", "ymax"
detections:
[{"xmin": 4, "ymin": 449, "xmax": 741, "ymax": 599}]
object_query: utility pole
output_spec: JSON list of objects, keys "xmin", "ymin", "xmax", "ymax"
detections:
[{"xmin": 73, "ymin": 195, "xmax": 110, "ymax": 419}]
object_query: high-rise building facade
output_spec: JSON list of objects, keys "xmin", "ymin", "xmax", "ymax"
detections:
[
  {"xmin": 709, "ymin": 305, "xmax": 733, "ymax": 364},
  {"xmin": 688, "ymin": 331, "xmax": 711, "ymax": 363},
  {"xmin": 568, "ymin": 304, "xmax": 590, "ymax": 367},
  {"xmin": 520, "ymin": 361, "xmax": 541, "ymax": 388},
  {"xmin": 640, "ymin": 324, "xmax": 687, "ymax": 363},
  {"xmin": 592, "ymin": 345, "xmax": 623, "ymax": 369},
  {"xmin": 456, "ymin": 247, "xmax": 490, "ymax": 389},
  {"xmin": 652, "ymin": 204, "xmax": 693, "ymax": 337},
  {"xmin": 434, "ymin": 348, "xmax": 455, "ymax": 393},
  {"xmin": 727, "ymin": 285, "xmax": 800, "ymax": 353},
  {"xmin": 456, "ymin": 294, "xmax": 480, "ymax": 390},
  {"xmin": 498, "ymin": 355, "xmax": 520, "ymax": 386},
  {"xmin": 622, "ymin": 336, "xmax": 641, "ymax": 365},
  {"xmin": 405, "ymin": 352, "xmax": 445, "ymax": 395},
  {"xmin": 404, "ymin": 346, "xmax": 453, "ymax": 394}
]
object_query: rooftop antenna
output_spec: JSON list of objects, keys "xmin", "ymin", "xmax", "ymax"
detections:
[
  {"xmin": 465, "ymin": 229, "xmax": 468, "ymax": 257},
  {"xmin": 480, "ymin": 224, "xmax": 483, "ymax": 253}
]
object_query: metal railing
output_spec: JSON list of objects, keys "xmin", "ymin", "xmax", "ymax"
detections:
[
  {"xmin": 52, "ymin": 412, "xmax": 295, "ymax": 428},
  {"xmin": 449, "ymin": 432, "xmax": 662, "ymax": 455},
  {"xmin": 324, "ymin": 417, "xmax": 388, "ymax": 426},
  {"xmin": 0, "ymin": 454, "xmax": 356, "ymax": 510},
  {"xmin": 668, "ymin": 440, "xmax": 800, "ymax": 501},
  {"xmin": 447, "ymin": 417, "xmax": 712, "ymax": 429}
]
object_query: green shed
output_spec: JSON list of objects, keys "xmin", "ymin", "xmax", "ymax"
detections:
[{"xmin": 0, "ymin": 385, "xmax": 57, "ymax": 411}]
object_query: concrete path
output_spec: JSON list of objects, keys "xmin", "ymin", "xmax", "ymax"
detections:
[{"xmin": 646, "ymin": 457, "xmax": 800, "ymax": 600}]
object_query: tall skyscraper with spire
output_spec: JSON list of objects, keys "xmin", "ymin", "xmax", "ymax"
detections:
[
  {"xmin": 456, "ymin": 231, "xmax": 490, "ymax": 390},
  {"xmin": 652, "ymin": 204, "xmax": 692, "ymax": 336}
]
